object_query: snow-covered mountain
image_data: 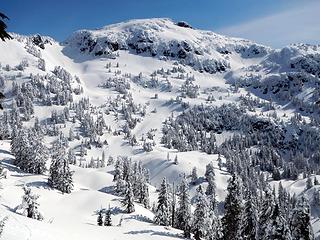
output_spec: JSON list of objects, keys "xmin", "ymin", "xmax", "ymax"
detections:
[
  {"xmin": 0, "ymin": 18, "xmax": 319, "ymax": 240},
  {"xmin": 64, "ymin": 18, "xmax": 269, "ymax": 73}
]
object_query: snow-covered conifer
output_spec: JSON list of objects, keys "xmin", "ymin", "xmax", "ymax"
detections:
[
  {"xmin": 68, "ymin": 128, "xmax": 74, "ymax": 141},
  {"xmin": 222, "ymin": 174, "xmax": 243, "ymax": 240},
  {"xmin": 17, "ymin": 186, "xmax": 43, "ymax": 221},
  {"xmin": 11, "ymin": 129, "xmax": 48, "ymax": 174},
  {"xmin": 97, "ymin": 209, "xmax": 103, "ymax": 226},
  {"xmin": 257, "ymin": 189, "xmax": 276, "ymax": 239},
  {"xmin": 48, "ymin": 141, "xmax": 73, "ymax": 193},
  {"xmin": 107, "ymin": 155, "xmax": 114, "ymax": 166},
  {"xmin": 239, "ymin": 194, "xmax": 258, "ymax": 240},
  {"xmin": 205, "ymin": 162, "xmax": 216, "ymax": 196},
  {"xmin": 192, "ymin": 185, "xmax": 210, "ymax": 240},
  {"xmin": 290, "ymin": 195, "xmax": 314, "ymax": 240},
  {"xmin": 191, "ymin": 167, "xmax": 198, "ymax": 184},
  {"xmin": 174, "ymin": 155, "xmax": 178, "ymax": 165},
  {"xmin": 68, "ymin": 149, "xmax": 76, "ymax": 165},
  {"xmin": 139, "ymin": 182, "xmax": 150, "ymax": 209},
  {"xmin": 122, "ymin": 181, "xmax": 135, "ymax": 213},
  {"xmin": 104, "ymin": 207, "xmax": 112, "ymax": 226},
  {"xmin": 306, "ymin": 177, "xmax": 313, "ymax": 190},
  {"xmin": 175, "ymin": 178, "xmax": 191, "ymax": 238},
  {"xmin": 154, "ymin": 178, "xmax": 170, "ymax": 226},
  {"xmin": 101, "ymin": 151, "xmax": 106, "ymax": 167},
  {"xmin": 266, "ymin": 204, "xmax": 291, "ymax": 240},
  {"xmin": 314, "ymin": 177, "xmax": 319, "ymax": 186},
  {"xmin": 0, "ymin": 216, "xmax": 7, "ymax": 237}
]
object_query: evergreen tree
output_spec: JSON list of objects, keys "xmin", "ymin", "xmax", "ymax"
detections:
[
  {"xmin": 79, "ymin": 142, "xmax": 86, "ymax": 157},
  {"xmin": 48, "ymin": 141, "xmax": 73, "ymax": 193},
  {"xmin": 314, "ymin": 177, "xmax": 319, "ymax": 186},
  {"xmin": 222, "ymin": 174, "xmax": 243, "ymax": 240},
  {"xmin": 132, "ymin": 161, "xmax": 140, "ymax": 197},
  {"xmin": 205, "ymin": 162, "xmax": 215, "ymax": 179},
  {"xmin": 145, "ymin": 169, "xmax": 151, "ymax": 184},
  {"xmin": 205, "ymin": 162, "xmax": 216, "ymax": 196},
  {"xmin": 154, "ymin": 177, "xmax": 170, "ymax": 226},
  {"xmin": 192, "ymin": 185, "xmax": 209, "ymax": 240},
  {"xmin": 139, "ymin": 181, "xmax": 150, "ymax": 209},
  {"xmin": 290, "ymin": 195, "xmax": 314, "ymax": 240},
  {"xmin": 306, "ymin": 177, "xmax": 313, "ymax": 190},
  {"xmin": 11, "ymin": 129, "xmax": 48, "ymax": 174},
  {"xmin": 208, "ymin": 193, "xmax": 217, "ymax": 215},
  {"xmin": 107, "ymin": 155, "xmax": 114, "ymax": 166},
  {"xmin": 239, "ymin": 194, "xmax": 258, "ymax": 240},
  {"xmin": 174, "ymin": 155, "xmax": 178, "ymax": 165},
  {"xmin": 115, "ymin": 177, "xmax": 125, "ymax": 195},
  {"xmin": 191, "ymin": 167, "xmax": 198, "ymax": 184},
  {"xmin": 257, "ymin": 189, "xmax": 276, "ymax": 239},
  {"xmin": 171, "ymin": 182, "xmax": 176, "ymax": 227},
  {"xmin": 68, "ymin": 128, "xmax": 74, "ymax": 141},
  {"xmin": 113, "ymin": 158, "xmax": 123, "ymax": 182},
  {"xmin": 0, "ymin": 216, "xmax": 7, "ymax": 237},
  {"xmin": 122, "ymin": 181, "xmax": 135, "ymax": 213},
  {"xmin": 18, "ymin": 186, "xmax": 43, "ymax": 220},
  {"xmin": 26, "ymin": 131, "xmax": 48, "ymax": 174},
  {"xmin": 175, "ymin": 178, "xmax": 191, "ymax": 238},
  {"xmin": 217, "ymin": 154, "xmax": 222, "ymax": 170},
  {"xmin": 101, "ymin": 151, "xmax": 106, "ymax": 167},
  {"xmin": 272, "ymin": 168, "xmax": 281, "ymax": 181},
  {"xmin": 11, "ymin": 128, "xmax": 29, "ymax": 166},
  {"xmin": 278, "ymin": 182, "xmax": 290, "ymax": 218},
  {"xmin": 313, "ymin": 189, "xmax": 320, "ymax": 206},
  {"xmin": 209, "ymin": 215, "xmax": 223, "ymax": 240},
  {"xmin": 266, "ymin": 204, "xmax": 292, "ymax": 240},
  {"xmin": 97, "ymin": 209, "xmax": 103, "ymax": 226},
  {"xmin": 104, "ymin": 207, "xmax": 112, "ymax": 226},
  {"xmin": 67, "ymin": 149, "xmax": 76, "ymax": 165},
  {"xmin": 0, "ymin": 12, "xmax": 12, "ymax": 41}
]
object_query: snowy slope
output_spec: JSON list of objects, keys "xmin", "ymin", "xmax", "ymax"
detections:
[{"xmin": 0, "ymin": 18, "xmax": 320, "ymax": 239}]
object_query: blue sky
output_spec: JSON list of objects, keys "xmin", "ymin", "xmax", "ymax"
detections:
[{"xmin": 1, "ymin": 0, "xmax": 319, "ymax": 47}]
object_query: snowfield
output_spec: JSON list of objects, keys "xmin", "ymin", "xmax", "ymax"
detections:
[{"xmin": 0, "ymin": 141, "xmax": 183, "ymax": 240}]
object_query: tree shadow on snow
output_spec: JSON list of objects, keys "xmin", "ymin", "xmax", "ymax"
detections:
[
  {"xmin": 110, "ymin": 206, "xmax": 125, "ymax": 215},
  {"xmin": 1, "ymin": 203, "xmax": 15, "ymax": 213},
  {"xmin": 106, "ymin": 169, "xmax": 115, "ymax": 175},
  {"xmin": 92, "ymin": 206, "xmax": 125, "ymax": 217},
  {"xmin": 132, "ymin": 149, "xmax": 145, "ymax": 155},
  {"xmin": 0, "ymin": 148, "xmax": 11, "ymax": 155},
  {"xmin": 10, "ymin": 173, "xmax": 32, "ymax": 178},
  {"xmin": 124, "ymin": 229, "xmax": 183, "ymax": 239},
  {"xmin": 125, "ymin": 214, "xmax": 153, "ymax": 224},
  {"xmin": 25, "ymin": 181, "xmax": 52, "ymax": 190},
  {"xmin": 98, "ymin": 186, "xmax": 114, "ymax": 194},
  {"xmin": 1, "ymin": 159, "xmax": 27, "ymax": 175}
]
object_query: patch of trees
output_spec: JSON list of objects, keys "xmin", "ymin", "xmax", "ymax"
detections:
[
  {"xmin": 162, "ymin": 103, "xmax": 320, "ymax": 180},
  {"xmin": 152, "ymin": 173, "xmax": 313, "ymax": 240},
  {"xmin": 112, "ymin": 156, "xmax": 150, "ymax": 210}
]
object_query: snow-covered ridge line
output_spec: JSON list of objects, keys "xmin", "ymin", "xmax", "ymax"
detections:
[
  {"xmin": 9, "ymin": 33, "xmax": 56, "ymax": 48},
  {"xmin": 63, "ymin": 18, "xmax": 270, "ymax": 74}
]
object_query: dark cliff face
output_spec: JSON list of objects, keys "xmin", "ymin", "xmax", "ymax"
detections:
[{"xmin": 31, "ymin": 34, "xmax": 52, "ymax": 49}]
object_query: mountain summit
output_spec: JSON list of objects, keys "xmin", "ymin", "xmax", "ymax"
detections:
[{"xmin": 64, "ymin": 18, "xmax": 269, "ymax": 73}]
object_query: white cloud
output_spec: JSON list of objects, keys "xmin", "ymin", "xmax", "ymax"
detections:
[{"xmin": 217, "ymin": 1, "xmax": 320, "ymax": 48}]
